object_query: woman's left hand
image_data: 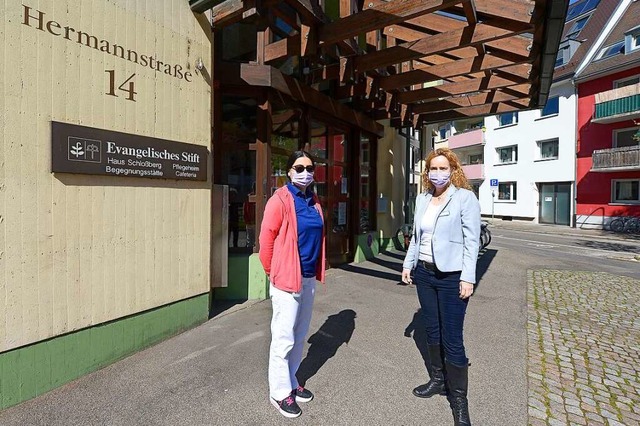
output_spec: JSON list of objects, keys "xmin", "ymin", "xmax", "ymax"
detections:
[{"xmin": 459, "ymin": 281, "xmax": 474, "ymax": 299}]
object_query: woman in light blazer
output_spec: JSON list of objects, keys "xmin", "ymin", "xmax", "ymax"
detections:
[{"xmin": 401, "ymin": 148, "xmax": 480, "ymax": 426}]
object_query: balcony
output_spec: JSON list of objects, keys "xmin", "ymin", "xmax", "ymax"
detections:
[
  {"xmin": 462, "ymin": 163, "xmax": 485, "ymax": 180},
  {"xmin": 448, "ymin": 128, "xmax": 484, "ymax": 149},
  {"xmin": 592, "ymin": 83, "xmax": 640, "ymax": 124},
  {"xmin": 591, "ymin": 145, "xmax": 640, "ymax": 172}
]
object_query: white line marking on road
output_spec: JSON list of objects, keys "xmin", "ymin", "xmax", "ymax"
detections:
[
  {"xmin": 494, "ymin": 228, "xmax": 633, "ymax": 244},
  {"xmin": 493, "ymin": 235, "xmax": 633, "ymax": 255},
  {"xmin": 527, "ymin": 243, "xmax": 556, "ymax": 248}
]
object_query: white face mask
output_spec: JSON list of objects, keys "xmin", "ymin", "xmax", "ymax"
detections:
[{"xmin": 291, "ymin": 170, "xmax": 314, "ymax": 187}]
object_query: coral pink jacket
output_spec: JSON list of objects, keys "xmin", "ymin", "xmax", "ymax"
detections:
[{"xmin": 259, "ymin": 186, "xmax": 326, "ymax": 292}]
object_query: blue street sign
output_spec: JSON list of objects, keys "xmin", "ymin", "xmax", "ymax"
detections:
[{"xmin": 490, "ymin": 179, "xmax": 499, "ymax": 187}]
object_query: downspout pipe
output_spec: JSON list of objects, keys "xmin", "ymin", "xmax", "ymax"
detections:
[
  {"xmin": 536, "ymin": 0, "xmax": 571, "ymax": 107},
  {"xmin": 404, "ymin": 127, "xmax": 411, "ymax": 224}
]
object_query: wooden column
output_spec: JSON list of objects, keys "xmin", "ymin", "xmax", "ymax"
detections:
[{"xmin": 255, "ymin": 93, "xmax": 272, "ymax": 252}]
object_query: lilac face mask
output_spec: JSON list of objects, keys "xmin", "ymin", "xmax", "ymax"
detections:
[
  {"xmin": 429, "ymin": 171, "xmax": 451, "ymax": 188},
  {"xmin": 291, "ymin": 170, "xmax": 314, "ymax": 187}
]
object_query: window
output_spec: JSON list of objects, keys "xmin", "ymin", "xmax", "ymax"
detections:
[
  {"xmin": 596, "ymin": 41, "xmax": 625, "ymax": 60},
  {"xmin": 497, "ymin": 112, "xmax": 518, "ymax": 127},
  {"xmin": 469, "ymin": 153, "xmax": 483, "ymax": 164},
  {"xmin": 538, "ymin": 139, "xmax": 559, "ymax": 160},
  {"xmin": 497, "ymin": 145, "xmax": 518, "ymax": 164},
  {"xmin": 565, "ymin": 0, "xmax": 599, "ymax": 21},
  {"xmin": 614, "ymin": 127, "xmax": 640, "ymax": 148},
  {"xmin": 540, "ymin": 97, "xmax": 559, "ymax": 117},
  {"xmin": 439, "ymin": 127, "xmax": 450, "ymax": 140},
  {"xmin": 614, "ymin": 75, "xmax": 640, "ymax": 89},
  {"xmin": 466, "ymin": 120, "xmax": 483, "ymax": 130},
  {"xmin": 625, "ymin": 27, "xmax": 640, "ymax": 54},
  {"xmin": 498, "ymin": 182, "xmax": 517, "ymax": 201},
  {"xmin": 612, "ymin": 180, "xmax": 640, "ymax": 203},
  {"xmin": 555, "ymin": 46, "xmax": 568, "ymax": 67},
  {"xmin": 566, "ymin": 16, "xmax": 589, "ymax": 38}
]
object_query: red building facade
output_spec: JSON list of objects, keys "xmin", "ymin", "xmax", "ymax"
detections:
[
  {"xmin": 577, "ymin": 68, "xmax": 640, "ymax": 226},
  {"xmin": 574, "ymin": 0, "xmax": 640, "ymax": 229}
]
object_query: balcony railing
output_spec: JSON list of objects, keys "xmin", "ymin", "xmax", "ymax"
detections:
[
  {"xmin": 591, "ymin": 145, "xmax": 640, "ymax": 171},
  {"xmin": 448, "ymin": 128, "xmax": 484, "ymax": 149},
  {"xmin": 462, "ymin": 163, "xmax": 484, "ymax": 180},
  {"xmin": 593, "ymin": 83, "xmax": 640, "ymax": 124}
]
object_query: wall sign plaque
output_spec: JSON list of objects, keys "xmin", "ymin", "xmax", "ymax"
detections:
[{"xmin": 52, "ymin": 122, "xmax": 208, "ymax": 181}]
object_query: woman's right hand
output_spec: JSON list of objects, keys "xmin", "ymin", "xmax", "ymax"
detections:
[{"xmin": 401, "ymin": 269, "xmax": 412, "ymax": 285}]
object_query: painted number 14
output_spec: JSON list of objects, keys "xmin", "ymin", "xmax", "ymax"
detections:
[{"xmin": 105, "ymin": 70, "xmax": 137, "ymax": 101}]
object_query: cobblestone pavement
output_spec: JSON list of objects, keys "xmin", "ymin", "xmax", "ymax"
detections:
[{"xmin": 527, "ymin": 270, "xmax": 640, "ymax": 426}]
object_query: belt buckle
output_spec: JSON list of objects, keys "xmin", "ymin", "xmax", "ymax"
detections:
[{"xmin": 421, "ymin": 260, "xmax": 435, "ymax": 271}]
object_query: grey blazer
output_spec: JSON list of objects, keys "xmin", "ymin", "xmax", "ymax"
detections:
[{"xmin": 402, "ymin": 186, "xmax": 481, "ymax": 284}]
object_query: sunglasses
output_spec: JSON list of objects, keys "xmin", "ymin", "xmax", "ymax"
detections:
[{"xmin": 291, "ymin": 165, "xmax": 315, "ymax": 173}]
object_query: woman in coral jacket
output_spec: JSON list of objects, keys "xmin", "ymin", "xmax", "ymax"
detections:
[{"xmin": 259, "ymin": 150, "xmax": 326, "ymax": 419}]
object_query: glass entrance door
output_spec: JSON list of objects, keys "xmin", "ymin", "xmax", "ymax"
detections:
[
  {"xmin": 216, "ymin": 95, "xmax": 258, "ymax": 253},
  {"xmin": 555, "ymin": 183, "xmax": 571, "ymax": 226},
  {"xmin": 539, "ymin": 183, "xmax": 571, "ymax": 226},
  {"xmin": 327, "ymin": 131, "xmax": 350, "ymax": 265},
  {"xmin": 306, "ymin": 120, "xmax": 351, "ymax": 266}
]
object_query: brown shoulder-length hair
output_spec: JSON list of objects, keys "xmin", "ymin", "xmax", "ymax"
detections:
[{"xmin": 422, "ymin": 148, "xmax": 472, "ymax": 192}]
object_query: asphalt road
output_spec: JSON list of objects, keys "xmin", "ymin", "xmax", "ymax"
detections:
[{"xmin": 489, "ymin": 228, "xmax": 640, "ymax": 279}]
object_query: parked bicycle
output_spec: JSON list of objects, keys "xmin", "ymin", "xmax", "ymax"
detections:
[
  {"xmin": 394, "ymin": 221, "xmax": 491, "ymax": 251},
  {"xmin": 609, "ymin": 216, "xmax": 640, "ymax": 234},
  {"xmin": 394, "ymin": 224, "xmax": 413, "ymax": 251},
  {"xmin": 480, "ymin": 221, "xmax": 492, "ymax": 250}
]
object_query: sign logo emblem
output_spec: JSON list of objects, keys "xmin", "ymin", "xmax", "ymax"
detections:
[
  {"xmin": 68, "ymin": 137, "xmax": 102, "ymax": 163},
  {"xmin": 490, "ymin": 179, "xmax": 499, "ymax": 187}
]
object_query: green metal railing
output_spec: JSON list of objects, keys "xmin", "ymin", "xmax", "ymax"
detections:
[{"xmin": 594, "ymin": 94, "xmax": 640, "ymax": 119}]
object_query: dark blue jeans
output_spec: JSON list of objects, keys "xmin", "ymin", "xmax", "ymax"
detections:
[{"xmin": 414, "ymin": 262, "xmax": 469, "ymax": 367}]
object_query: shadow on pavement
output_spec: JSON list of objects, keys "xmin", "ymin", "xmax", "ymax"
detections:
[
  {"xmin": 337, "ymin": 263, "xmax": 403, "ymax": 283},
  {"xmin": 297, "ymin": 309, "xmax": 357, "ymax": 386},
  {"xmin": 209, "ymin": 299, "xmax": 247, "ymax": 319},
  {"xmin": 476, "ymin": 248, "xmax": 498, "ymax": 286},
  {"xmin": 381, "ymin": 250, "xmax": 406, "ymax": 261},
  {"xmin": 576, "ymin": 240, "xmax": 640, "ymax": 254},
  {"xmin": 367, "ymin": 255, "xmax": 404, "ymax": 273},
  {"xmin": 404, "ymin": 309, "xmax": 431, "ymax": 376},
  {"xmin": 340, "ymin": 248, "xmax": 498, "ymax": 287}
]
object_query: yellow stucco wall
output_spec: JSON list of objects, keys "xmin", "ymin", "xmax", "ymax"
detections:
[
  {"xmin": 0, "ymin": 1, "xmax": 212, "ymax": 352},
  {"xmin": 376, "ymin": 120, "xmax": 406, "ymax": 240}
]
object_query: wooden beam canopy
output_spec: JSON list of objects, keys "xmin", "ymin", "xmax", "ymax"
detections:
[{"xmin": 209, "ymin": 0, "xmax": 566, "ymax": 128}]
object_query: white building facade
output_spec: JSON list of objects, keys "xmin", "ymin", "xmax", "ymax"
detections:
[{"xmin": 480, "ymin": 79, "xmax": 577, "ymax": 225}]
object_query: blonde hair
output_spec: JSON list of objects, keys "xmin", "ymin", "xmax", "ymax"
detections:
[{"xmin": 422, "ymin": 148, "xmax": 472, "ymax": 192}]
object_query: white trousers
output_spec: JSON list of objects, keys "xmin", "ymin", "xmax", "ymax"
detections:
[{"xmin": 268, "ymin": 277, "xmax": 316, "ymax": 401}]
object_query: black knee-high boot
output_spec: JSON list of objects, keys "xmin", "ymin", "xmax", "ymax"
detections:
[
  {"xmin": 412, "ymin": 345, "xmax": 447, "ymax": 398},
  {"xmin": 446, "ymin": 362, "xmax": 471, "ymax": 425}
]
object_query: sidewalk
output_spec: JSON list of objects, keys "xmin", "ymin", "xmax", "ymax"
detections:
[
  {"xmin": 0, "ymin": 249, "xmax": 530, "ymax": 426},
  {"xmin": 2, "ymin": 242, "xmax": 639, "ymax": 425}
]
